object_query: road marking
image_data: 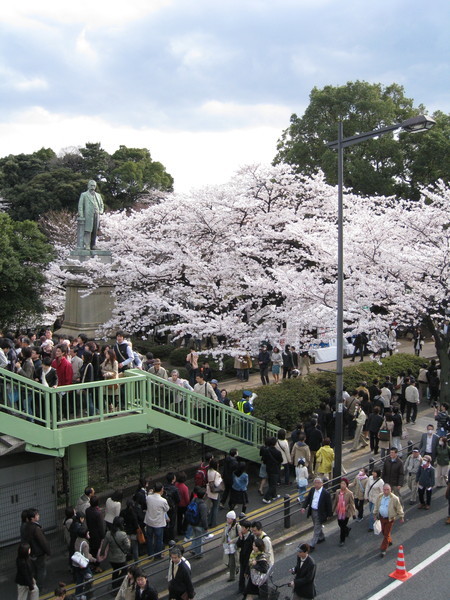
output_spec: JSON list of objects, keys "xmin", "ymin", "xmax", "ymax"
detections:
[{"xmin": 366, "ymin": 542, "xmax": 450, "ymax": 600}]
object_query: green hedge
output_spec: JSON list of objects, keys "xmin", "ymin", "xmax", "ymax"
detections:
[
  {"xmin": 229, "ymin": 354, "xmax": 429, "ymax": 431},
  {"xmin": 133, "ymin": 340, "xmax": 174, "ymax": 359}
]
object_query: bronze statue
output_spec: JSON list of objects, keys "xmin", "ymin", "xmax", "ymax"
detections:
[{"xmin": 77, "ymin": 180, "xmax": 104, "ymax": 250}]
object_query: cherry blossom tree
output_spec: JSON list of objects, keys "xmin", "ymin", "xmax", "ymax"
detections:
[{"xmin": 42, "ymin": 164, "xmax": 449, "ymax": 400}]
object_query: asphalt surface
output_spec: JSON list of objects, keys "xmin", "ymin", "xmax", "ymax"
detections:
[{"xmin": 196, "ymin": 487, "xmax": 450, "ymax": 600}]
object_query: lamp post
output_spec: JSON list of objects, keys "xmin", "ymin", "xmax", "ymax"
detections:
[{"xmin": 328, "ymin": 115, "xmax": 435, "ymax": 480}]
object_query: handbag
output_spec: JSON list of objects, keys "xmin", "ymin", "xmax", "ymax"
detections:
[
  {"xmin": 223, "ymin": 542, "xmax": 236, "ymax": 555},
  {"xmin": 209, "ymin": 476, "xmax": 225, "ymax": 493},
  {"xmin": 378, "ymin": 427, "xmax": 390, "ymax": 441},
  {"xmin": 136, "ymin": 527, "xmax": 146, "ymax": 544},
  {"xmin": 373, "ymin": 519, "xmax": 382, "ymax": 535},
  {"xmin": 297, "ymin": 477, "xmax": 308, "ymax": 488},
  {"xmin": 72, "ymin": 541, "xmax": 89, "ymax": 568},
  {"xmin": 250, "ymin": 568, "xmax": 269, "ymax": 586}
]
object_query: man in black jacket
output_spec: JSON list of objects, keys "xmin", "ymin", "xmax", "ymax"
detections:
[
  {"xmin": 301, "ymin": 478, "xmax": 332, "ymax": 551},
  {"xmin": 168, "ymin": 546, "xmax": 195, "ymax": 599},
  {"xmin": 236, "ymin": 519, "xmax": 254, "ymax": 594},
  {"xmin": 305, "ymin": 419, "xmax": 323, "ymax": 477},
  {"xmin": 220, "ymin": 448, "xmax": 239, "ymax": 510},
  {"xmin": 261, "ymin": 437, "xmax": 282, "ymax": 504},
  {"xmin": 21, "ymin": 508, "xmax": 51, "ymax": 591},
  {"xmin": 135, "ymin": 569, "xmax": 158, "ymax": 600},
  {"xmin": 289, "ymin": 543, "xmax": 317, "ymax": 599},
  {"xmin": 163, "ymin": 472, "xmax": 180, "ymax": 544}
]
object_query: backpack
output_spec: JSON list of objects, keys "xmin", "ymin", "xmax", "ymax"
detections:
[
  {"xmin": 194, "ymin": 464, "xmax": 208, "ymax": 487},
  {"xmin": 184, "ymin": 499, "xmax": 201, "ymax": 526}
]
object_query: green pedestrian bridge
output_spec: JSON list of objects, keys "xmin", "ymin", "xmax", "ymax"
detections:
[{"xmin": 0, "ymin": 368, "xmax": 277, "ymax": 499}]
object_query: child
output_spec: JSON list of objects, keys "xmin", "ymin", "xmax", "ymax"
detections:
[
  {"xmin": 295, "ymin": 458, "xmax": 309, "ymax": 503},
  {"xmin": 222, "ymin": 510, "xmax": 241, "ymax": 582}
]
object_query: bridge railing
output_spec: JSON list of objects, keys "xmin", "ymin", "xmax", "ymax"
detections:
[
  {"xmin": 145, "ymin": 373, "xmax": 278, "ymax": 446},
  {"xmin": 0, "ymin": 367, "xmax": 278, "ymax": 447},
  {"xmin": 0, "ymin": 367, "xmax": 148, "ymax": 428}
]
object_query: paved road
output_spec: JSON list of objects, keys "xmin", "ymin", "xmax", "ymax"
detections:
[{"xmin": 194, "ymin": 487, "xmax": 450, "ymax": 600}]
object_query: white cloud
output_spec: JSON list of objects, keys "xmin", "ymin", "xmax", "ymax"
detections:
[
  {"xmin": 0, "ymin": 66, "xmax": 48, "ymax": 91},
  {"xmin": 75, "ymin": 28, "xmax": 99, "ymax": 63},
  {"xmin": 0, "ymin": 107, "xmax": 282, "ymax": 192},
  {"xmin": 2, "ymin": 0, "xmax": 172, "ymax": 28},
  {"xmin": 169, "ymin": 32, "xmax": 237, "ymax": 70},
  {"xmin": 200, "ymin": 100, "xmax": 292, "ymax": 127}
]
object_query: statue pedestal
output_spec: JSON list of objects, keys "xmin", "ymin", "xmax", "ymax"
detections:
[{"xmin": 56, "ymin": 250, "xmax": 115, "ymax": 339}]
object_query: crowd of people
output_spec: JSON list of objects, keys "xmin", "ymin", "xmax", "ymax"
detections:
[{"xmin": 5, "ymin": 327, "xmax": 450, "ymax": 599}]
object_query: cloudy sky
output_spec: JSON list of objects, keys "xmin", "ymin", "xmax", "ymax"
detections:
[{"xmin": 1, "ymin": 0, "xmax": 448, "ymax": 192}]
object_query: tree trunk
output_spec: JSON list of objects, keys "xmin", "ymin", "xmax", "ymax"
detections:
[{"xmin": 426, "ymin": 317, "xmax": 450, "ymax": 404}]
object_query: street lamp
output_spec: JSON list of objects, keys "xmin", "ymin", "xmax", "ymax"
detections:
[{"xmin": 327, "ymin": 114, "xmax": 436, "ymax": 481}]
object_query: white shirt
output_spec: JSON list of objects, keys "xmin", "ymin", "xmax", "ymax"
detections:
[
  {"xmin": 311, "ymin": 487, "xmax": 323, "ymax": 509},
  {"xmin": 426, "ymin": 434, "xmax": 434, "ymax": 453}
]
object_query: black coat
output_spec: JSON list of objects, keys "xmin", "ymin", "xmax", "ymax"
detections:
[
  {"xmin": 236, "ymin": 531, "xmax": 255, "ymax": 567},
  {"xmin": 85, "ymin": 505, "xmax": 105, "ymax": 549},
  {"xmin": 222, "ymin": 454, "xmax": 239, "ymax": 484},
  {"xmin": 302, "ymin": 487, "xmax": 333, "ymax": 524},
  {"xmin": 293, "ymin": 555, "xmax": 316, "ymax": 599},
  {"xmin": 261, "ymin": 446, "xmax": 282, "ymax": 475},
  {"xmin": 168, "ymin": 559, "xmax": 195, "ymax": 600},
  {"xmin": 135, "ymin": 581, "xmax": 159, "ymax": 600},
  {"xmin": 305, "ymin": 427, "xmax": 323, "ymax": 452}
]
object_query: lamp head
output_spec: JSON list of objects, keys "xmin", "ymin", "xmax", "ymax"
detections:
[{"xmin": 400, "ymin": 115, "xmax": 436, "ymax": 133}]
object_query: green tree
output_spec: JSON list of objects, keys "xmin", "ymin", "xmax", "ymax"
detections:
[
  {"xmin": 0, "ymin": 143, "xmax": 174, "ymax": 219},
  {"xmin": 8, "ymin": 169, "xmax": 87, "ymax": 221},
  {"xmin": 79, "ymin": 142, "xmax": 112, "ymax": 181},
  {"xmin": 274, "ymin": 81, "xmax": 449, "ymax": 199},
  {"xmin": 105, "ymin": 146, "xmax": 174, "ymax": 208},
  {"xmin": 0, "ymin": 213, "xmax": 54, "ymax": 329}
]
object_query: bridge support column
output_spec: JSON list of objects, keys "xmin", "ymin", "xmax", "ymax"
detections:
[{"xmin": 67, "ymin": 443, "xmax": 88, "ymax": 506}]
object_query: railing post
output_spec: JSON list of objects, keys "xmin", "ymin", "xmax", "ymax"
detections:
[
  {"xmin": 105, "ymin": 438, "xmax": 110, "ymax": 483},
  {"xmin": 368, "ymin": 457, "xmax": 374, "ymax": 474},
  {"xmin": 407, "ymin": 439, "xmax": 413, "ymax": 456},
  {"xmin": 51, "ymin": 391, "xmax": 57, "ymax": 429},
  {"xmin": 45, "ymin": 391, "xmax": 51, "ymax": 428},
  {"xmin": 283, "ymin": 494, "xmax": 291, "ymax": 528}
]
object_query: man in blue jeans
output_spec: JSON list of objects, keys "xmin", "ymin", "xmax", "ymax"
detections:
[{"xmin": 145, "ymin": 482, "xmax": 169, "ymax": 560}]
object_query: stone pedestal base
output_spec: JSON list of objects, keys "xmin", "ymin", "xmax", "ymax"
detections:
[{"xmin": 55, "ymin": 250, "xmax": 115, "ymax": 339}]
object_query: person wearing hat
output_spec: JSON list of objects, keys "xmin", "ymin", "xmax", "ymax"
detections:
[
  {"xmin": 295, "ymin": 459, "xmax": 309, "ymax": 503},
  {"xmin": 404, "ymin": 448, "xmax": 422, "ymax": 504},
  {"xmin": 237, "ymin": 392, "xmax": 254, "ymax": 443},
  {"xmin": 416, "ymin": 454, "xmax": 436, "ymax": 509},
  {"xmin": 210, "ymin": 379, "xmax": 222, "ymax": 402},
  {"xmin": 289, "ymin": 543, "xmax": 317, "ymax": 599},
  {"xmin": 332, "ymin": 478, "xmax": 356, "ymax": 546},
  {"xmin": 222, "ymin": 510, "xmax": 241, "ymax": 582}
]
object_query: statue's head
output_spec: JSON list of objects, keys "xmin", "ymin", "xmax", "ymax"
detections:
[{"xmin": 88, "ymin": 180, "xmax": 97, "ymax": 190}]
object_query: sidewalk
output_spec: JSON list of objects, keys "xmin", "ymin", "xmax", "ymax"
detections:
[{"xmin": 220, "ymin": 338, "xmax": 436, "ymax": 393}]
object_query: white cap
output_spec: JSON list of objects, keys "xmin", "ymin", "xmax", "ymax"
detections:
[{"xmin": 226, "ymin": 510, "xmax": 236, "ymax": 520}]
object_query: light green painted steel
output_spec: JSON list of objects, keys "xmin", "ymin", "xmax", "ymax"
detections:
[
  {"xmin": 0, "ymin": 368, "xmax": 278, "ymax": 462},
  {"xmin": 67, "ymin": 443, "xmax": 88, "ymax": 505}
]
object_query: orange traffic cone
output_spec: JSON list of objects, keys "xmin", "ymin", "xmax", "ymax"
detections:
[{"xmin": 389, "ymin": 545, "xmax": 412, "ymax": 581}]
